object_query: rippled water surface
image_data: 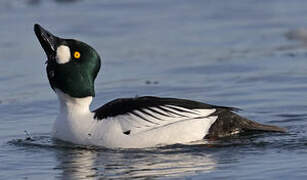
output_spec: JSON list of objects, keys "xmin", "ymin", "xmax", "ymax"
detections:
[{"xmin": 1, "ymin": 0, "xmax": 307, "ymax": 179}]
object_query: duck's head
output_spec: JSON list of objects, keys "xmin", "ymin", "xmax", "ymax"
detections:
[{"xmin": 34, "ymin": 24, "xmax": 101, "ymax": 98}]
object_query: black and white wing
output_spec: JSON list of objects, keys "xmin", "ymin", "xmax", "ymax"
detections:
[{"xmin": 93, "ymin": 96, "xmax": 236, "ymax": 135}]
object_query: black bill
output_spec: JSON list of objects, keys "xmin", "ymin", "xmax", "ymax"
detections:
[{"xmin": 34, "ymin": 24, "xmax": 59, "ymax": 59}]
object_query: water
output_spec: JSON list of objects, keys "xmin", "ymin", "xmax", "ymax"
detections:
[{"xmin": 1, "ymin": 0, "xmax": 307, "ymax": 179}]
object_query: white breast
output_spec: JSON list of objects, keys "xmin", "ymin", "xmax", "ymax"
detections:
[{"xmin": 52, "ymin": 89, "xmax": 95, "ymax": 144}]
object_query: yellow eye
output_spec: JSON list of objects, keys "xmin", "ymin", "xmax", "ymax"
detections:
[{"xmin": 74, "ymin": 51, "xmax": 81, "ymax": 59}]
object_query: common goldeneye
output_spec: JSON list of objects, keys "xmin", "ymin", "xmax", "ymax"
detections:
[{"xmin": 34, "ymin": 24, "xmax": 285, "ymax": 148}]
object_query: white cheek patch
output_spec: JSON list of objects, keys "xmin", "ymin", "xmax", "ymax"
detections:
[{"xmin": 56, "ymin": 45, "xmax": 71, "ymax": 64}]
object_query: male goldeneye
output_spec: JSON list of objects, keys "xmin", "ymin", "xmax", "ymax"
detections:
[{"xmin": 34, "ymin": 24, "xmax": 285, "ymax": 148}]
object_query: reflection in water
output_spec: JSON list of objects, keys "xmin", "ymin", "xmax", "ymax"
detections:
[
  {"xmin": 55, "ymin": 149, "xmax": 98, "ymax": 179},
  {"xmin": 54, "ymin": 147, "xmax": 217, "ymax": 179}
]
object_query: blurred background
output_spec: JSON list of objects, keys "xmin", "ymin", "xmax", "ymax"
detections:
[{"xmin": 1, "ymin": 0, "xmax": 307, "ymax": 179}]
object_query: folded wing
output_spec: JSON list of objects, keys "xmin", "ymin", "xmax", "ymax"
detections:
[{"xmin": 93, "ymin": 96, "xmax": 220, "ymax": 135}]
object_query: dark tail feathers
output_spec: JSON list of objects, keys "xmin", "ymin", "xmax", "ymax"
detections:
[{"xmin": 205, "ymin": 109, "xmax": 286, "ymax": 138}]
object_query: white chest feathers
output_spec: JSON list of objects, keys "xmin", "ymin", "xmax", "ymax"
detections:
[{"xmin": 52, "ymin": 89, "xmax": 95, "ymax": 144}]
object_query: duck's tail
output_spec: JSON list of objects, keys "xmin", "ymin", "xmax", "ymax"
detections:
[{"xmin": 205, "ymin": 109, "xmax": 286, "ymax": 138}]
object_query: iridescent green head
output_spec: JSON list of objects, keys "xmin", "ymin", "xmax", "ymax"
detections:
[{"xmin": 34, "ymin": 24, "xmax": 101, "ymax": 98}]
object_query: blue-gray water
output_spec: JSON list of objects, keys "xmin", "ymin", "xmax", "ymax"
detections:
[{"xmin": 1, "ymin": 0, "xmax": 307, "ymax": 179}]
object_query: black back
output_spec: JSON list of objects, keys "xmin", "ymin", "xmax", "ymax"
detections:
[{"xmin": 93, "ymin": 96, "xmax": 238, "ymax": 120}]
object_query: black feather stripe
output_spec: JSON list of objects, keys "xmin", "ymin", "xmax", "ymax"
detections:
[
  {"xmin": 93, "ymin": 96, "xmax": 238, "ymax": 120},
  {"xmin": 165, "ymin": 105, "xmax": 199, "ymax": 115},
  {"xmin": 159, "ymin": 106, "xmax": 189, "ymax": 117},
  {"xmin": 148, "ymin": 107, "xmax": 171, "ymax": 118},
  {"xmin": 138, "ymin": 109, "xmax": 164, "ymax": 121},
  {"xmin": 131, "ymin": 111, "xmax": 160, "ymax": 125}
]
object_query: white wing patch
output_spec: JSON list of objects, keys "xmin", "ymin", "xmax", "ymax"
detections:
[{"xmin": 116, "ymin": 105, "xmax": 216, "ymax": 135}]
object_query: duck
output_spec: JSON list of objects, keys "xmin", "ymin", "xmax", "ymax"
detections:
[{"xmin": 34, "ymin": 24, "xmax": 286, "ymax": 148}]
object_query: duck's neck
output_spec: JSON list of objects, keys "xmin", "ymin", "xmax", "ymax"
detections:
[{"xmin": 55, "ymin": 89, "xmax": 93, "ymax": 115}]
